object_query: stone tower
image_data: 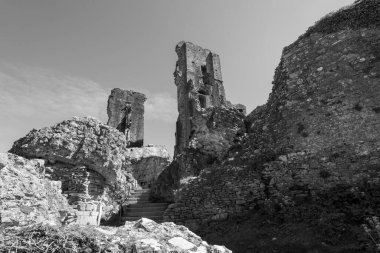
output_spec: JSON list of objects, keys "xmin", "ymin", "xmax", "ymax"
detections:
[
  {"xmin": 107, "ymin": 88, "xmax": 146, "ymax": 147},
  {"xmin": 174, "ymin": 41, "xmax": 230, "ymax": 154}
]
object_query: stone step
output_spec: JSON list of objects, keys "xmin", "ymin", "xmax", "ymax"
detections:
[
  {"xmin": 127, "ymin": 199, "xmax": 150, "ymax": 203},
  {"xmin": 121, "ymin": 189, "xmax": 168, "ymax": 224},
  {"xmin": 125, "ymin": 200, "xmax": 154, "ymax": 205},
  {"xmin": 128, "ymin": 193, "xmax": 149, "ymax": 197},
  {"xmin": 127, "ymin": 196, "xmax": 150, "ymax": 201},
  {"xmin": 122, "ymin": 204, "xmax": 168, "ymax": 212},
  {"xmin": 131, "ymin": 191, "xmax": 150, "ymax": 195},
  {"xmin": 128, "ymin": 195, "xmax": 149, "ymax": 199},
  {"xmin": 125, "ymin": 210, "xmax": 165, "ymax": 217},
  {"xmin": 126, "ymin": 205, "xmax": 168, "ymax": 212},
  {"xmin": 132, "ymin": 189, "xmax": 150, "ymax": 192},
  {"xmin": 128, "ymin": 202, "xmax": 169, "ymax": 208},
  {"xmin": 122, "ymin": 216, "xmax": 163, "ymax": 223},
  {"xmin": 129, "ymin": 196, "xmax": 150, "ymax": 201},
  {"xmin": 133, "ymin": 189, "xmax": 150, "ymax": 193}
]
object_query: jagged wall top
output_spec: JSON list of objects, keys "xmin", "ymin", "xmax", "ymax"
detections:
[
  {"xmin": 174, "ymin": 41, "xmax": 226, "ymax": 108},
  {"xmin": 175, "ymin": 41, "xmax": 223, "ymax": 82}
]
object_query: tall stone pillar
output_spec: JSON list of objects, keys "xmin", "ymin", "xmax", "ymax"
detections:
[
  {"xmin": 107, "ymin": 88, "xmax": 146, "ymax": 147},
  {"xmin": 173, "ymin": 41, "xmax": 228, "ymax": 154}
]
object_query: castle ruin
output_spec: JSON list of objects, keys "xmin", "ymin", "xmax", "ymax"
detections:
[
  {"xmin": 174, "ymin": 41, "xmax": 245, "ymax": 154},
  {"xmin": 107, "ymin": 88, "xmax": 146, "ymax": 147},
  {"xmin": 151, "ymin": 41, "xmax": 246, "ymax": 201}
]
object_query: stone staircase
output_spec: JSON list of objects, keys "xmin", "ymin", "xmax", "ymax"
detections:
[{"xmin": 121, "ymin": 188, "xmax": 169, "ymax": 223}]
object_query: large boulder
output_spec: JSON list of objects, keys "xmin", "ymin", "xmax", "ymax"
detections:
[
  {"xmin": 0, "ymin": 218, "xmax": 231, "ymax": 253},
  {"xmin": 0, "ymin": 153, "xmax": 76, "ymax": 227}
]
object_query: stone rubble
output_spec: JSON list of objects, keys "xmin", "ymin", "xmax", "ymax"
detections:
[
  {"xmin": 0, "ymin": 153, "xmax": 77, "ymax": 227},
  {"xmin": 1, "ymin": 218, "xmax": 231, "ymax": 253}
]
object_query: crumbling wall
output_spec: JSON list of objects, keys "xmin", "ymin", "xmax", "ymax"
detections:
[
  {"xmin": 152, "ymin": 106, "xmax": 246, "ymax": 202},
  {"xmin": 45, "ymin": 163, "xmax": 105, "ymax": 204},
  {"xmin": 107, "ymin": 88, "xmax": 146, "ymax": 147},
  {"xmin": 164, "ymin": 2, "xmax": 380, "ymax": 250},
  {"xmin": 10, "ymin": 116, "xmax": 140, "ymax": 223},
  {"xmin": 152, "ymin": 42, "xmax": 246, "ymax": 202},
  {"xmin": 173, "ymin": 42, "xmax": 246, "ymax": 159},
  {"xmin": 45, "ymin": 163, "xmax": 106, "ymax": 225},
  {"xmin": 0, "ymin": 153, "xmax": 77, "ymax": 227},
  {"xmin": 244, "ymin": 26, "xmax": 380, "ymax": 158},
  {"xmin": 163, "ymin": 165, "xmax": 265, "ymax": 229},
  {"xmin": 124, "ymin": 146, "xmax": 171, "ymax": 188},
  {"xmin": 174, "ymin": 42, "xmax": 230, "ymax": 154},
  {"xmin": 9, "ymin": 115, "xmax": 173, "ymax": 224},
  {"xmin": 260, "ymin": 150, "xmax": 380, "ymax": 222}
]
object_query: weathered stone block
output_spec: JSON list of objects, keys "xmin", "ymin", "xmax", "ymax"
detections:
[
  {"xmin": 0, "ymin": 153, "xmax": 77, "ymax": 227},
  {"xmin": 107, "ymin": 88, "xmax": 146, "ymax": 147}
]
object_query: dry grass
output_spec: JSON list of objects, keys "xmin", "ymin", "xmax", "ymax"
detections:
[
  {"xmin": 0, "ymin": 223, "xmax": 103, "ymax": 253},
  {"xmin": 299, "ymin": 0, "xmax": 380, "ymax": 40}
]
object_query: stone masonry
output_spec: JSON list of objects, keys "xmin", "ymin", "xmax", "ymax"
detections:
[
  {"xmin": 107, "ymin": 88, "xmax": 147, "ymax": 147},
  {"xmin": 44, "ymin": 162, "xmax": 105, "ymax": 225},
  {"xmin": 175, "ymin": 41, "xmax": 232, "ymax": 154},
  {"xmin": 151, "ymin": 42, "xmax": 246, "ymax": 202},
  {"xmin": 0, "ymin": 153, "xmax": 77, "ymax": 227},
  {"xmin": 10, "ymin": 116, "xmax": 141, "ymax": 224},
  {"xmin": 163, "ymin": 165, "xmax": 265, "ymax": 228},
  {"xmin": 162, "ymin": 1, "xmax": 380, "ymax": 250},
  {"xmin": 173, "ymin": 42, "xmax": 246, "ymax": 159},
  {"xmin": 10, "ymin": 90, "xmax": 171, "ymax": 225},
  {"xmin": 125, "ymin": 146, "xmax": 171, "ymax": 188}
]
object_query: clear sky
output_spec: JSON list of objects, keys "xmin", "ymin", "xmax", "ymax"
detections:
[{"xmin": 0, "ymin": 0, "xmax": 354, "ymax": 156}]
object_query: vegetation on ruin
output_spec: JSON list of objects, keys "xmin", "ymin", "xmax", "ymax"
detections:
[{"xmin": 304, "ymin": 0, "xmax": 379, "ymax": 37}]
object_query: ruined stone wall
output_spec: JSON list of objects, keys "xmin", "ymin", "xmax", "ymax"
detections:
[
  {"xmin": 45, "ymin": 163, "xmax": 106, "ymax": 225},
  {"xmin": 244, "ymin": 10, "xmax": 380, "ymax": 159},
  {"xmin": 173, "ymin": 42, "xmax": 246, "ymax": 158},
  {"xmin": 107, "ymin": 88, "xmax": 146, "ymax": 147},
  {"xmin": 124, "ymin": 146, "xmax": 171, "ymax": 188},
  {"xmin": 260, "ymin": 150, "xmax": 380, "ymax": 223},
  {"xmin": 173, "ymin": 42, "xmax": 247, "ymax": 158},
  {"xmin": 163, "ymin": 165, "xmax": 265, "ymax": 228},
  {"xmin": 152, "ymin": 42, "xmax": 246, "ymax": 202},
  {"xmin": 9, "ymin": 116, "xmax": 174, "ymax": 224},
  {"xmin": 0, "ymin": 153, "xmax": 77, "ymax": 227},
  {"xmin": 151, "ymin": 106, "xmax": 245, "ymax": 202},
  {"xmin": 10, "ymin": 117, "xmax": 141, "ymax": 223},
  {"xmin": 45, "ymin": 163, "xmax": 105, "ymax": 204},
  {"xmin": 174, "ymin": 41, "xmax": 228, "ymax": 154},
  {"xmin": 164, "ymin": 2, "xmax": 380, "ymax": 248}
]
